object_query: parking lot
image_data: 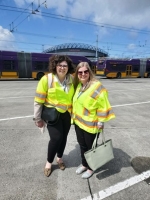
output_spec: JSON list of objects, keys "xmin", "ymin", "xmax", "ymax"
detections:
[{"xmin": 0, "ymin": 77, "xmax": 150, "ymax": 200}]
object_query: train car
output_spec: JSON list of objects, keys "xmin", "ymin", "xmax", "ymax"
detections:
[
  {"xmin": 0, "ymin": 50, "xmax": 93, "ymax": 80},
  {"xmin": 96, "ymin": 60, "xmax": 106, "ymax": 76},
  {"xmin": 145, "ymin": 60, "xmax": 150, "ymax": 78},
  {"xmin": 0, "ymin": 50, "xmax": 25, "ymax": 79},
  {"xmin": 96, "ymin": 58, "xmax": 150, "ymax": 78},
  {"xmin": 90, "ymin": 61, "xmax": 97, "ymax": 74},
  {"xmin": 0, "ymin": 51, "xmax": 32, "ymax": 79},
  {"xmin": 31, "ymin": 52, "xmax": 94, "ymax": 80}
]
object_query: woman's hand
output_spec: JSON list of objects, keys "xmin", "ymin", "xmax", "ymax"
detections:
[
  {"xmin": 35, "ymin": 120, "xmax": 45, "ymax": 128},
  {"xmin": 97, "ymin": 122, "xmax": 104, "ymax": 130}
]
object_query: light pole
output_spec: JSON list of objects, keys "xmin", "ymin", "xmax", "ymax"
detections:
[
  {"xmin": 96, "ymin": 35, "xmax": 98, "ymax": 61},
  {"xmin": 42, "ymin": 45, "xmax": 44, "ymax": 52}
]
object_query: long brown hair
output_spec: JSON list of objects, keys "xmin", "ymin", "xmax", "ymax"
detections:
[{"xmin": 73, "ymin": 62, "xmax": 97, "ymax": 90}]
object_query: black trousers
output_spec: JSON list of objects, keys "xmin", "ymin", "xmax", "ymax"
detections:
[
  {"xmin": 47, "ymin": 111, "xmax": 71, "ymax": 163},
  {"xmin": 75, "ymin": 124, "xmax": 96, "ymax": 170}
]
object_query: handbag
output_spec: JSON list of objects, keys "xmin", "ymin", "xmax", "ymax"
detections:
[
  {"xmin": 41, "ymin": 73, "xmax": 60, "ymax": 125},
  {"xmin": 41, "ymin": 105, "xmax": 60, "ymax": 125},
  {"xmin": 84, "ymin": 130, "xmax": 114, "ymax": 171}
]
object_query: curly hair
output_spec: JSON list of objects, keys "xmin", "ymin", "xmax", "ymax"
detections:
[{"xmin": 48, "ymin": 54, "xmax": 75, "ymax": 74}]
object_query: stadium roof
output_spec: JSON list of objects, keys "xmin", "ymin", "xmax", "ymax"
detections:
[{"xmin": 43, "ymin": 43, "xmax": 108, "ymax": 57}]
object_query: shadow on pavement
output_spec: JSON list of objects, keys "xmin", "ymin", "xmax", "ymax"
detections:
[
  {"xmin": 63, "ymin": 144, "xmax": 81, "ymax": 168},
  {"xmin": 95, "ymin": 148, "xmax": 131, "ymax": 180}
]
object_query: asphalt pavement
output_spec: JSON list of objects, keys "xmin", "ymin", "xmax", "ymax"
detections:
[{"xmin": 0, "ymin": 77, "xmax": 150, "ymax": 200}]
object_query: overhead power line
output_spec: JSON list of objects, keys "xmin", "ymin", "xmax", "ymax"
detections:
[
  {"xmin": 11, "ymin": 1, "xmax": 47, "ymax": 32},
  {"xmin": 1, "ymin": 3, "xmax": 150, "ymax": 57},
  {"xmin": 0, "ymin": 38, "xmax": 150, "ymax": 51},
  {"xmin": 12, "ymin": 1, "xmax": 35, "ymax": 23},
  {"xmin": 0, "ymin": 4, "xmax": 150, "ymax": 34}
]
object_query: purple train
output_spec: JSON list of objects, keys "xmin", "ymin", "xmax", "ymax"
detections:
[
  {"xmin": 96, "ymin": 58, "xmax": 150, "ymax": 78},
  {"xmin": 0, "ymin": 50, "xmax": 94, "ymax": 80}
]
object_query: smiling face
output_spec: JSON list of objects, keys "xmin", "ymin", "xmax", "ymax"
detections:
[
  {"xmin": 56, "ymin": 61, "xmax": 69, "ymax": 79},
  {"xmin": 77, "ymin": 66, "xmax": 90, "ymax": 85}
]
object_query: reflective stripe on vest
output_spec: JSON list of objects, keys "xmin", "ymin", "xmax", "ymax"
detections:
[
  {"xmin": 75, "ymin": 114, "xmax": 97, "ymax": 128},
  {"xmin": 72, "ymin": 81, "xmax": 115, "ymax": 133},
  {"xmin": 97, "ymin": 108, "xmax": 114, "ymax": 118},
  {"xmin": 35, "ymin": 92, "xmax": 46, "ymax": 100},
  {"xmin": 45, "ymin": 101, "xmax": 68, "ymax": 110},
  {"xmin": 34, "ymin": 74, "xmax": 74, "ymax": 114},
  {"xmin": 83, "ymin": 108, "xmax": 90, "ymax": 116},
  {"xmin": 90, "ymin": 83, "xmax": 106, "ymax": 99}
]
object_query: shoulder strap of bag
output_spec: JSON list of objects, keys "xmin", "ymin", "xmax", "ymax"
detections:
[
  {"xmin": 92, "ymin": 130, "xmax": 105, "ymax": 150},
  {"xmin": 46, "ymin": 74, "xmax": 57, "ymax": 109},
  {"xmin": 45, "ymin": 73, "xmax": 52, "ymax": 98},
  {"xmin": 47, "ymin": 73, "xmax": 52, "ymax": 88}
]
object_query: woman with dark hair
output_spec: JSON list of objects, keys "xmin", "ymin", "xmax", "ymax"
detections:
[
  {"xmin": 33, "ymin": 55, "xmax": 75, "ymax": 177},
  {"xmin": 72, "ymin": 62, "xmax": 115, "ymax": 179}
]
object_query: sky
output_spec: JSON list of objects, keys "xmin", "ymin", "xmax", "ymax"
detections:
[{"xmin": 0, "ymin": 0, "xmax": 150, "ymax": 58}]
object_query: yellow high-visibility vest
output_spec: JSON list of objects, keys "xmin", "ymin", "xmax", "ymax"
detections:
[
  {"xmin": 34, "ymin": 74, "xmax": 74, "ymax": 114},
  {"xmin": 72, "ymin": 81, "xmax": 115, "ymax": 134}
]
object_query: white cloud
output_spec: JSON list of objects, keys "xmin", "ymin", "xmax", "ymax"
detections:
[
  {"xmin": 13, "ymin": 0, "xmax": 150, "ymax": 30},
  {"xmin": 0, "ymin": 26, "xmax": 17, "ymax": 51},
  {"xmin": 45, "ymin": 0, "xmax": 150, "ymax": 30},
  {"xmin": 92, "ymin": 0, "xmax": 150, "ymax": 30},
  {"xmin": 10, "ymin": 0, "xmax": 150, "ymax": 56},
  {"xmin": 128, "ymin": 43, "xmax": 136, "ymax": 50}
]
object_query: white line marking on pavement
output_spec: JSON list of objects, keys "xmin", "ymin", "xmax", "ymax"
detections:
[
  {"xmin": 0, "ymin": 101, "xmax": 150, "ymax": 121},
  {"xmin": 81, "ymin": 170, "xmax": 150, "ymax": 200},
  {"xmin": 0, "ymin": 96, "xmax": 34, "ymax": 99},
  {"xmin": 109, "ymin": 88, "xmax": 150, "ymax": 92},
  {"xmin": 112, "ymin": 101, "xmax": 150, "ymax": 107},
  {"xmin": 0, "ymin": 115, "xmax": 33, "ymax": 121},
  {"xmin": 0, "ymin": 88, "xmax": 35, "ymax": 91}
]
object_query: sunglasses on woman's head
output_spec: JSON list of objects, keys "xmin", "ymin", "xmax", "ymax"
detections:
[{"xmin": 78, "ymin": 69, "xmax": 89, "ymax": 75}]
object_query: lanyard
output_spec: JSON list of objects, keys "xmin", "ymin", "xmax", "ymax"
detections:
[
  {"xmin": 62, "ymin": 81, "xmax": 67, "ymax": 92},
  {"xmin": 56, "ymin": 75, "xmax": 68, "ymax": 93},
  {"xmin": 77, "ymin": 82, "xmax": 88, "ymax": 98}
]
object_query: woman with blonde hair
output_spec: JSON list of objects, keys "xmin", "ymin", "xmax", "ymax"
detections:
[{"xmin": 72, "ymin": 62, "xmax": 115, "ymax": 179}]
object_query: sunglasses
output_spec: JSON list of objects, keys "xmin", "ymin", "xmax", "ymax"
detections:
[{"xmin": 78, "ymin": 69, "xmax": 89, "ymax": 75}]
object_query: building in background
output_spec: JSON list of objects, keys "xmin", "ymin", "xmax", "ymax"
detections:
[{"xmin": 43, "ymin": 43, "xmax": 108, "ymax": 62}]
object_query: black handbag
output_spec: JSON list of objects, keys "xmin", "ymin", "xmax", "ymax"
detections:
[{"xmin": 41, "ymin": 105, "xmax": 60, "ymax": 125}]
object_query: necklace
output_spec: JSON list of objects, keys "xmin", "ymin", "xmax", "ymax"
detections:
[
  {"xmin": 77, "ymin": 82, "xmax": 89, "ymax": 98},
  {"xmin": 56, "ymin": 75, "xmax": 68, "ymax": 92}
]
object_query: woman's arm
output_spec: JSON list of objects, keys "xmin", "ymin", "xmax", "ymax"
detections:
[{"xmin": 33, "ymin": 102, "xmax": 45, "ymax": 128}]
